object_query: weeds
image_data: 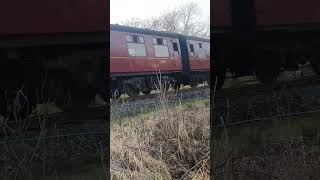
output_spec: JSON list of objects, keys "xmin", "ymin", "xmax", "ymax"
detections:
[
  {"xmin": 212, "ymin": 94, "xmax": 320, "ymax": 179},
  {"xmin": 110, "ymin": 77, "xmax": 210, "ymax": 179},
  {"xmin": 0, "ymin": 85, "xmax": 107, "ymax": 179}
]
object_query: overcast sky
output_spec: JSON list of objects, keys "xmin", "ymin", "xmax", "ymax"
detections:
[{"xmin": 110, "ymin": 0, "xmax": 210, "ymax": 24}]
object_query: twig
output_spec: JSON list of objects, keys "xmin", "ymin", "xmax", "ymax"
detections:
[
  {"xmin": 100, "ymin": 141, "xmax": 107, "ymax": 180},
  {"xmin": 179, "ymin": 152, "xmax": 209, "ymax": 180},
  {"xmin": 0, "ymin": 131, "xmax": 107, "ymax": 144},
  {"xmin": 213, "ymin": 109, "xmax": 320, "ymax": 127}
]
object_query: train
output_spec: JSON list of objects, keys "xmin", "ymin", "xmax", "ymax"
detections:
[
  {"xmin": 110, "ymin": 25, "xmax": 210, "ymax": 98},
  {"xmin": 0, "ymin": 0, "xmax": 107, "ymax": 118},
  {"xmin": 0, "ymin": 1, "xmax": 210, "ymax": 118},
  {"xmin": 212, "ymin": 0, "xmax": 320, "ymax": 86}
]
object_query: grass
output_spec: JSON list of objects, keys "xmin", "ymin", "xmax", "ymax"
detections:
[
  {"xmin": 39, "ymin": 164, "xmax": 106, "ymax": 180},
  {"xmin": 110, "ymin": 95, "xmax": 210, "ymax": 179},
  {"xmin": 0, "ymin": 93, "xmax": 108, "ymax": 180},
  {"xmin": 111, "ymin": 96, "xmax": 209, "ymax": 127},
  {"xmin": 110, "ymin": 69, "xmax": 318, "ymax": 179},
  {"xmin": 212, "ymin": 110, "xmax": 320, "ymax": 179},
  {"xmin": 213, "ymin": 112, "xmax": 320, "ymax": 149}
]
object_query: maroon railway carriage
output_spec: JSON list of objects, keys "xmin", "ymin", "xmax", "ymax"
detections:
[
  {"xmin": 0, "ymin": 0, "xmax": 106, "ymax": 35},
  {"xmin": 0, "ymin": 0, "xmax": 107, "ymax": 117},
  {"xmin": 110, "ymin": 24, "xmax": 210, "ymax": 97},
  {"xmin": 213, "ymin": 0, "xmax": 320, "ymax": 27},
  {"xmin": 110, "ymin": 30, "xmax": 183, "ymax": 75},
  {"xmin": 186, "ymin": 38, "xmax": 211, "ymax": 85},
  {"xmin": 212, "ymin": 0, "xmax": 320, "ymax": 85}
]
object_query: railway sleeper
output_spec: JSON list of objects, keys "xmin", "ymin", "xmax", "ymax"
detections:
[
  {"xmin": 253, "ymin": 49, "xmax": 281, "ymax": 84},
  {"xmin": 189, "ymin": 73, "xmax": 211, "ymax": 88}
]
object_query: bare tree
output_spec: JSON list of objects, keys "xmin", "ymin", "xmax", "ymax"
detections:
[
  {"xmin": 159, "ymin": 8, "xmax": 182, "ymax": 33},
  {"xmin": 179, "ymin": 2, "xmax": 201, "ymax": 36},
  {"xmin": 121, "ymin": 2, "xmax": 210, "ymax": 38},
  {"xmin": 122, "ymin": 17, "xmax": 162, "ymax": 30}
]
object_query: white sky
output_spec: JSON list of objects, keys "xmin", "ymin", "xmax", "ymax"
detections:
[{"xmin": 110, "ymin": 0, "xmax": 210, "ymax": 24}]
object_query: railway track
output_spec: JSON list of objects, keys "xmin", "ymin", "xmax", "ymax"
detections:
[
  {"xmin": 212, "ymin": 66, "xmax": 320, "ymax": 127},
  {"xmin": 216, "ymin": 64, "xmax": 319, "ymax": 97},
  {"xmin": 217, "ymin": 75, "xmax": 320, "ymax": 98},
  {"xmin": 3, "ymin": 65, "xmax": 320, "ymax": 132},
  {"xmin": 3, "ymin": 86, "xmax": 209, "ymax": 131},
  {"xmin": 113, "ymin": 85, "xmax": 209, "ymax": 102}
]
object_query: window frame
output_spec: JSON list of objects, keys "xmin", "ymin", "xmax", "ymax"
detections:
[
  {"xmin": 126, "ymin": 34, "xmax": 147, "ymax": 57},
  {"xmin": 172, "ymin": 42, "xmax": 179, "ymax": 52},
  {"xmin": 189, "ymin": 43, "xmax": 195, "ymax": 54},
  {"xmin": 126, "ymin": 34, "xmax": 145, "ymax": 44},
  {"xmin": 152, "ymin": 37, "xmax": 170, "ymax": 58},
  {"xmin": 153, "ymin": 37, "xmax": 168, "ymax": 46}
]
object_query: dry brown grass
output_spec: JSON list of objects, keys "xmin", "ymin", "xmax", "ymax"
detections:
[
  {"xmin": 110, "ymin": 95, "xmax": 210, "ymax": 179},
  {"xmin": 212, "ymin": 137, "xmax": 320, "ymax": 180}
]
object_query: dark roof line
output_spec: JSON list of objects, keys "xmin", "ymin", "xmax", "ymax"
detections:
[{"xmin": 110, "ymin": 24, "xmax": 210, "ymax": 42}]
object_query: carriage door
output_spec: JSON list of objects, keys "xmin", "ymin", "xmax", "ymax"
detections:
[
  {"xmin": 172, "ymin": 40, "xmax": 180, "ymax": 58},
  {"xmin": 230, "ymin": 0, "xmax": 256, "ymax": 32}
]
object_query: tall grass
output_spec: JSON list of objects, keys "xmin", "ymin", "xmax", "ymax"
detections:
[
  {"xmin": 110, "ymin": 80, "xmax": 210, "ymax": 179},
  {"xmin": 0, "ymin": 82, "xmax": 107, "ymax": 180}
]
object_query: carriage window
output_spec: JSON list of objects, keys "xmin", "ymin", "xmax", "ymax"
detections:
[
  {"xmin": 153, "ymin": 38, "xmax": 167, "ymax": 45},
  {"xmin": 132, "ymin": 35, "xmax": 139, "ymax": 43},
  {"xmin": 163, "ymin": 39, "xmax": 168, "ymax": 45},
  {"xmin": 126, "ymin": 35, "xmax": 144, "ymax": 44},
  {"xmin": 152, "ymin": 38, "xmax": 157, "ymax": 44},
  {"xmin": 173, "ymin": 42, "xmax": 179, "ymax": 52},
  {"xmin": 139, "ymin": 36, "xmax": 144, "ymax": 43},
  {"xmin": 126, "ymin": 34, "xmax": 146, "ymax": 56},
  {"xmin": 189, "ymin": 44, "xmax": 195, "ymax": 53},
  {"xmin": 126, "ymin": 35, "xmax": 132, "ymax": 42},
  {"xmin": 153, "ymin": 37, "xmax": 169, "ymax": 57},
  {"xmin": 197, "ymin": 42, "xmax": 206, "ymax": 59}
]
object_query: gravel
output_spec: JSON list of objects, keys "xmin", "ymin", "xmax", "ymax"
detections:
[
  {"xmin": 110, "ymin": 87, "xmax": 210, "ymax": 119},
  {"xmin": 213, "ymin": 84, "xmax": 320, "ymax": 125}
]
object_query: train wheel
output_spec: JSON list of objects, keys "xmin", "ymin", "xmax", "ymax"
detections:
[
  {"xmin": 256, "ymin": 69, "xmax": 280, "ymax": 83},
  {"xmin": 165, "ymin": 83, "xmax": 170, "ymax": 91},
  {"xmin": 173, "ymin": 82, "xmax": 180, "ymax": 91},
  {"xmin": 256, "ymin": 71, "xmax": 278, "ymax": 84},
  {"xmin": 63, "ymin": 90, "xmax": 95, "ymax": 112},
  {"xmin": 163, "ymin": 82, "xmax": 170, "ymax": 92},
  {"xmin": 255, "ymin": 51, "xmax": 280, "ymax": 84},
  {"xmin": 3, "ymin": 90, "xmax": 35, "ymax": 120},
  {"xmin": 142, "ymin": 89, "xmax": 152, "ymax": 95},
  {"xmin": 156, "ymin": 80, "xmax": 169, "ymax": 93},
  {"xmin": 0, "ymin": 90, "xmax": 8, "ymax": 119},
  {"xmin": 212, "ymin": 75, "xmax": 225, "ymax": 90},
  {"xmin": 14, "ymin": 90, "xmax": 34, "ymax": 118},
  {"xmin": 212, "ymin": 65, "xmax": 226, "ymax": 90},
  {"xmin": 190, "ymin": 83, "xmax": 197, "ymax": 88},
  {"xmin": 310, "ymin": 53, "xmax": 320, "ymax": 75},
  {"xmin": 53, "ymin": 89, "xmax": 71, "ymax": 111},
  {"xmin": 190, "ymin": 78, "xmax": 198, "ymax": 88},
  {"xmin": 124, "ymin": 84, "xmax": 139, "ymax": 97},
  {"xmin": 111, "ymin": 89, "xmax": 121, "ymax": 99},
  {"xmin": 98, "ymin": 91, "xmax": 110, "ymax": 102},
  {"xmin": 46, "ymin": 76, "xmax": 71, "ymax": 111}
]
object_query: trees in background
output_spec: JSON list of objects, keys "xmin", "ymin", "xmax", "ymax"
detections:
[{"xmin": 122, "ymin": 2, "xmax": 210, "ymax": 38}]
